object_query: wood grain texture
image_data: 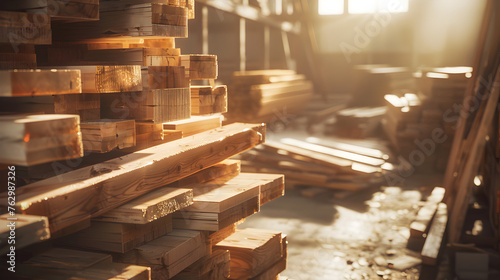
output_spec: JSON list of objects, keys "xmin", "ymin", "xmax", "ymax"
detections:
[
  {"xmin": 0, "ymin": 114, "xmax": 84, "ymax": 166},
  {"xmin": 170, "ymin": 249, "xmax": 230, "ymax": 280},
  {"xmin": 57, "ymin": 215, "xmax": 172, "ymax": 253},
  {"xmin": 214, "ymin": 228, "xmax": 283, "ymax": 279},
  {"xmin": 0, "ymin": 122, "xmax": 265, "ymax": 235},
  {"xmin": 163, "ymin": 115, "xmax": 222, "ymax": 137},
  {"xmin": 115, "ymin": 229, "xmax": 208, "ymax": 279},
  {"xmin": 0, "ymin": 214, "xmax": 50, "ymax": 254},
  {"xmin": 94, "ymin": 187, "xmax": 193, "ymax": 224},
  {"xmin": 0, "ymin": 69, "xmax": 81, "ymax": 97},
  {"xmin": 52, "ymin": 2, "xmax": 188, "ymax": 40}
]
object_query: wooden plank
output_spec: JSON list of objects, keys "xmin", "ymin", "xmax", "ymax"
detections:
[
  {"xmin": 58, "ymin": 215, "xmax": 172, "ymax": 253},
  {"xmin": 0, "ymin": 69, "xmax": 81, "ymax": 97},
  {"xmin": 60, "ymin": 65, "xmax": 142, "ymax": 93},
  {"xmin": 180, "ymin": 173, "xmax": 265, "ymax": 213},
  {"xmin": 251, "ymin": 234, "xmax": 287, "ymax": 280},
  {"xmin": 191, "ymin": 85, "xmax": 228, "ymax": 115},
  {"xmin": 421, "ymin": 203, "xmax": 448, "ymax": 265},
  {"xmin": 0, "ymin": 0, "xmax": 99, "ymax": 21},
  {"xmin": 0, "ymin": 11, "xmax": 52, "ymax": 45},
  {"xmin": 173, "ymin": 196, "xmax": 259, "ymax": 231},
  {"xmin": 171, "ymin": 249, "xmax": 230, "ymax": 280},
  {"xmin": 0, "ymin": 114, "xmax": 84, "ymax": 166},
  {"xmin": 115, "ymin": 229, "xmax": 208, "ymax": 279},
  {"xmin": 449, "ymin": 65, "xmax": 500, "ymax": 243},
  {"xmin": 305, "ymin": 137, "xmax": 389, "ymax": 160},
  {"xmin": 208, "ymin": 224, "xmax": 236, "ymax": 246},
  {"xmin": 23, "ymin": 247, "xmax": 111, "ymax": 269},
  {"xmin": 81, "ymin": 119, "xmax": 136, "ymax": 153},
  {"xmin": 280, "ymin": 138, "xmax": 385, "ymax": 166},
  {"xmin": 0, "ymin": 122, "xmax": 265, "ymax": 235},
  {"xmin": 52, "ymin": 2, "xmax": 188, "ymax": 40},
  {"xmin": 180, "ymin": 54, "xmax": 218, "ymax": 80},
  {"xmin": 263, "ymin": 140, "xmax": 352, "ymax": 170},
  {"xmin": 100, "ymin": 88, "xmax": 191, "ymax": 123},
  {"xmin": 214, "ymin": 228, "xmax": 283, "ymax": 279},
  {"xmin": 163, "ymin": 115, "xmax": 222, "ymax": 137},
  {"xmin": 94, "ymin": 187, "xmax": 193, "ymax": 224},
  {"xmin": 146, "ymin": 66, "xmax": 189, "ymax": 89},
  {"xmin": 0, "ymin": 214, "xmax": 50, "ymax": 254},
  {"xmin": 410, "ymin": 187, "xmax": 445, "ymax": 237},
  {"xmin": 177, "ymin": 159, "xmax": 241, "ymax": 187},
  {"xmin": 17, "ymin": 261, "xmax": 151, "ymax": 279}
]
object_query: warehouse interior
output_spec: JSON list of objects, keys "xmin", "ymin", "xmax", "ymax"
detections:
[{"xmin": 0, "ymin": 0, "xmax": 499, "ymax": 279}]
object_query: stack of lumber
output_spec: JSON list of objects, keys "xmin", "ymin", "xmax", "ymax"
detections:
[
  {"xmin": 163, "ymin": 115, "xmax": 222, "ymax": 137},
  {"xmin": 0, "ymin": 93, "xmax": 100, "ymax": 121},
  {"xmin": 51, "ymin": 0, "xmax": 190, "ymax": 40},
  {"xmin": 0, "ymin": 122, "xmax": 288, "ymax": 279},
  {"xmin": 383, "ymin": 67, "xmax": 472, "ymax": 172},
  {"xmin": 80, "ymin": 119, "xmax": 136, "ymax": 153},
  {"xmin": 0, "ymin": 0, "xmax": 99, "ymax": 21},
  {"xmin": 227, "ymin": 69, "xmax": 314, "ymax": 123},
  {"xmin": 236, "ymin": 136, "xmax": 394, "ymax": 192},
  {"xmin": 214, "ymin": 228, "xmax": 287, "ymax": 279},
  {"xmin": 191, "ymin": 85, "xmax": 228, "ymax": 115},
  {"xmin": 0, "ymin": 114, "xmax": 83, "ymax": 166},
  {"xmin": 328, "ymin": 106, "xmax": 387, "ymax": 138},
  {"xmin": 13, "ymin": 248, "xmax": 151, "ymax": 279},
  {"xmin": 351, "ymin": 65, "xmax": 413, "ymax": 107},
  {"xmin": 0, "ymin": 2, "xmax": 289, "ymax": 279}
]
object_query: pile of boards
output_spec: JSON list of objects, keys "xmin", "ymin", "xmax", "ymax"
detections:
[
  {"xmin": 226, "ymin": 69, "xmax": 314, "ymax": 123},
  {"xmin": 235, "ymin": 136, "xmax": 394, "ymax": 192},
  {"xmin": 0, "ymin": 0, "xmax": 229, "ymax": 161},
  {"xmin": 327, "ymin": 106, "xmax": 387, "ymax": 138},
  {"xmin": 383, "ymin": 67, "xmax": 472, "ymax": 172},
  {"xmin": 0, "ymin": 1, "xmax": 289, "ymax": 279}
]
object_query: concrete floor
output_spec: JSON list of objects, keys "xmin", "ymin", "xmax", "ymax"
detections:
[{"xmin": 239, "ymin": 177, "xmax": 443, "ymax": 280}]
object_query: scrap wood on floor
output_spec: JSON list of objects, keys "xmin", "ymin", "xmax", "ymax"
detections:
[{"xmin": 234, "ymin": 134, "xmax": 397, "ymax": 194}]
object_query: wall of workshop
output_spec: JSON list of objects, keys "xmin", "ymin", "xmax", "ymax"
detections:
[{"xmin": 313, "ymin": 0, "xmax": 487, "ymax": 95}]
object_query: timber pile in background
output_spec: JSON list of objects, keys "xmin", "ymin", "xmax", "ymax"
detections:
[
  {"xmin": 383, "ymin": 67, "xmax": 471, "ymax": 172},
  {"xmin": 226, "ymin": 69, "xmax": 314, "ymax": 123},
  {"xmin": 235, "ymin": 136, "xmax": 395, "ymax": 193}
]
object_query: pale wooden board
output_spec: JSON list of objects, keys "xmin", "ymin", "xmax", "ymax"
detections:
[
  {"xmin": 170, "ymin": 249, "xmax": 230, "ymax": 280},
  {"xmin": 59, "ymin": 65, "xmax": 142, "ymax": 93},
  {"xmin": 0, "ymin": 114, "xmax": 83, "ymax": 166},
  {"xmin": 410, "ymin": 187, "xmax": 445, "ymax": 237},
  {"xmin": 114, "ymin": 229, "xmax": 207, "ymax": 270},
  {"xmin": 0, "ymin": 123, "xmax": 265, "ymax": 234},
  {"xmin": 173, "ymin": 196, "xmax": 259, "ymax": 231},
  {"xmin": 94, "ymin": 187, "xmax": 193, "ymax": 224},
  {"xmin": 23, "ymin": 247, "xmax": 111, "ymax": 269},
  {"xmin": 17, "ymin": 262, "xmax": 151, "ymax": 279},
  {"xmin": 0, "ymin": 69, "xmax": 81, "ymax": 96},
  {"xmin": 214, "ymin": 228, "xmax": 283, "ymax": 279},
  {"xmin": 251, "ymin": 235, "xmax": 288, "ymax": 280},
  {"xmin": 421, "ymin": 203, "xmax": 448, "ymax": 265},
  {"xmin": 179, "ymin": 172, "xmax": 273, "ymax": 213},
  {"xmin": 163, "ymin": 114, "xmax": 222, "ymax": 137},
  {"xmin": 57, "ymin": 215, "xmax": 172, "ymax": 253},
  {"xmin": 0, "ymin": 214, "xmax": 50, "ymax": 254},
  {"xmin": 52, "ymin": 2, "xmax": 189, "ymax": 39}
]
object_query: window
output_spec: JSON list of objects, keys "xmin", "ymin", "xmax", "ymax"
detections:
[
  {"xmin": 318, "ymin": 0, "xmax": 409, "ymax": 15},
  {"xmin": 318, "ymin": 0, "xmax": 344, "ymax": 15}
]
